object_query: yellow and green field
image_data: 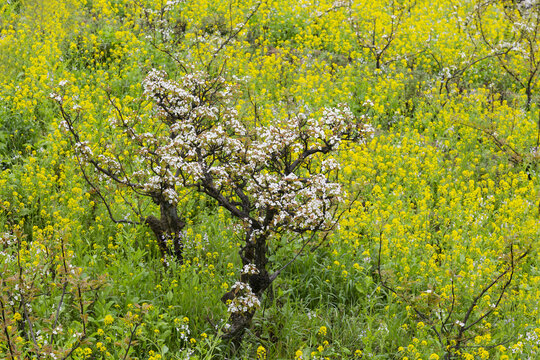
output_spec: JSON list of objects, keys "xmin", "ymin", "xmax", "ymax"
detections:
[{"xmin": 0, "ymin": 0, "xmax": 539, "ymax": 359}]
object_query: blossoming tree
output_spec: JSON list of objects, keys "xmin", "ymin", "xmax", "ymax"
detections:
[{"xmin": 52, "ymin": 67, "xmax": 370, "ymax": 338}]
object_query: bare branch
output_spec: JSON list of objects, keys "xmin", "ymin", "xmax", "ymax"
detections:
[{"xmin": 123, "ymin": 323, "xmax": 141, "ymax": 360}]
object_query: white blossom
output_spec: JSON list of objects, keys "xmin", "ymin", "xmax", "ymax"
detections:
[
  {"xmin": 242, "ymin": 263, "xmax": 259, "ymax": 275},
  {"xmin": 226, "ymin": 282, "xmax": 261, "ymax": 314}
]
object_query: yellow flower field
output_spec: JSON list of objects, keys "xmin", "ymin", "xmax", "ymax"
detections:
[{"xmin": 0, "ymin": 0, "xmax": 538, "ymax": 359}]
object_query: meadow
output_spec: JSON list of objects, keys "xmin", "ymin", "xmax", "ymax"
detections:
[{"xmin": 0, "ymin": 0, "xmax": 539, "ymax": 359}]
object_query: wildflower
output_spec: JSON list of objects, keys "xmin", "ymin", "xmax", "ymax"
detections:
[
  {"xmin": 104, "ymin": 314, "xmax": 114, "ymax": 325},
  {"xmin": 13, "ymin": 312, "xmax": 22, "ymax": 322},
  {"xmin": 257, "ymin": 345, "xmax": 267, "ymax": 359},
  {"xmin": 429, "ymin": 354, "xmax": 439, "ymax": 360},
  {"xmin": 318, "ymin": 326, "xmax": 327, "ymax": 336}
]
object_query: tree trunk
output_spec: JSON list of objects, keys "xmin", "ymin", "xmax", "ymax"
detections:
[
  {"xmin": 221, "ymin": 232, "xmax": 271, "ymax": 341},
  {"xmin": 145, "ymin": 200, "xmax": 185, "ymax": 263}
]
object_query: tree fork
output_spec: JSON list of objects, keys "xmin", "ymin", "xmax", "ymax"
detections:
[{"xmin": 145, "ymin": 198, "xmax": 185, "ymax": 263}]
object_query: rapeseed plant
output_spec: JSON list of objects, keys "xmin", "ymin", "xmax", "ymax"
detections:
[{"xmin": 0, "ymin": 0, "xmax": 538, "ymax": 358}]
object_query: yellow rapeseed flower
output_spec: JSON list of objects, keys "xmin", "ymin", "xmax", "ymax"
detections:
[
  {"xmin": 103, "ymin": 314, "xmax": 114, "ymax": 326},
  {"xmin": 257, "ymin": 345, "xmax": 267, "ymax": 359}
]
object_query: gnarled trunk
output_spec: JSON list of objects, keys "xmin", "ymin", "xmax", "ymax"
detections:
[
  {"xmin": 221, "ymin": 232, "xmax": 271, "ymax": 341},
  {"xmin": 145, "ymin": 200, "xmax": 185, "ymax": 263}
]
